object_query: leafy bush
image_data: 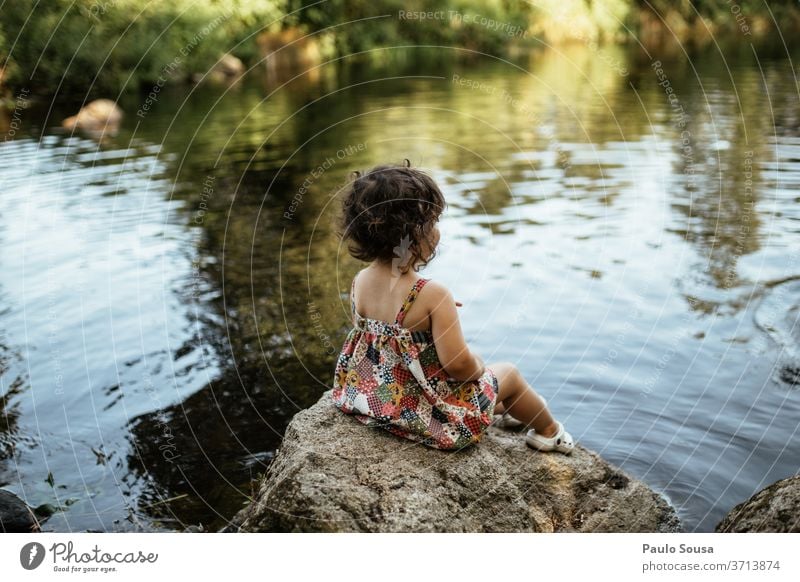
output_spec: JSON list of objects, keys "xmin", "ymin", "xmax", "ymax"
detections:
[
  {"xmin": 0, "ymin": 0, "xmax": 282, "ymax": 96},
  {"xmin": 287, "ymin": 0, "xmax": 533, "ymax": 57}
]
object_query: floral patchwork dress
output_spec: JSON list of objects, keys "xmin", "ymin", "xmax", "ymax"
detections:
[{"xmin": 331, "ymin": 274, "xmax": 499, "ymax": 451}]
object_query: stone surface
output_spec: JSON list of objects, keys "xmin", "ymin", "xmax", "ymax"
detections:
[
  {"xmin": 214, "ymin": 54, "xmax": 245, "ymax": 77},
  {"xmin": 226, "ymin": 390, "xmax": 682, "ymax": 533},
  {"xmin": 62, "ymin": 99, "xmax": 123, "ymax": 133},
  {"xmin": 0, "ymin": 489, "xmax": 40, "ymax": 533},
  {"xmin": 716, "ymin": 475, "xmax": 800, "ymax": 532}
]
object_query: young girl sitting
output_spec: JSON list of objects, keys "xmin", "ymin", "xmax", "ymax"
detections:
[{"xmin": 331, "ymin": 161, "xmax": 574, "ymax": 454}]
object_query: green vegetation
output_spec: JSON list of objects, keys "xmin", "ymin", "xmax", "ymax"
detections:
[
  {"xmin": 286, "ymin": 0, "xmax": 532, "ymax": 56},
  {"xmin": 0, "ymin": 0, "xmax": 283, "ymax": 95},
  {"xmin": 0, "ymin": 0, "xmax": 797, "ymax": 98}
]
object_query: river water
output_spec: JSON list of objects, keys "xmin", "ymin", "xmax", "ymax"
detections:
[{"xmin": 1, "ymin": 43, "xmax": 798, "ymax": 532}]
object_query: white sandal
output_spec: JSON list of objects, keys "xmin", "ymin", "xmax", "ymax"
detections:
[
  {"xmin": 525, "ymin": 421, "xmax": 574, "ymax": 454},
  {"xmin": 492, "ymin": 411, "xmax": 525, "ymax": 430}
]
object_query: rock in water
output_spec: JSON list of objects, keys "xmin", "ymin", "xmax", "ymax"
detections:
[
  {"xmin": 716, "ymin": 475, "xmax": 800, "ymax": 532},
  {"xmin": 0, "ymin": 489, "xmax": 40, "ymax": 533},
  {"xmin": 214, "ymin": 54, "xmax": 245, "ymax": 78},
  {"xmin": 62, "ymin": 99, "xmax": 123, "ymax": 133},
  {"xmin": 226, "ymin": 390, "xmax": 682, "ymax": 533}
]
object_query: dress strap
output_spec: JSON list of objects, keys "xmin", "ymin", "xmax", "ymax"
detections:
[
  {"xmin": 395, "ymin": 278, "xmax": 429, "ymax": 326},
  {"xmin": 350, "ymin": 272, "xmax": 358, "ymax": 318}
]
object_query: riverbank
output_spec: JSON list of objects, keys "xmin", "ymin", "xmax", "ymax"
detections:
[{"xmin": 2, "ymin": 1, "xmax": 799, "ymax": 104}]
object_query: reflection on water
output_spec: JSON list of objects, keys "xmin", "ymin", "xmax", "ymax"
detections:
[{"xmin": 1, "ymin": 44, "xmax": 798, "ymax": 532}]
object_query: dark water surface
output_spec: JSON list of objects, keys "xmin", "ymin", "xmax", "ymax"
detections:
[{"xmin": 1, "ymin": 44, "xmax": 798, "ymax": 532}]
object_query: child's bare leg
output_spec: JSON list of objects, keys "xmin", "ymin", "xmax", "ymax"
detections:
[{"xmin": 490, "ymin": 362, "xmax": 558, "ymax": 437}]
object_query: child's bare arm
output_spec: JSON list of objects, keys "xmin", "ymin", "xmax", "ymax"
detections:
[{"xmin": 426, "ymin": 282, "xmax": 485, "ymax": 381}]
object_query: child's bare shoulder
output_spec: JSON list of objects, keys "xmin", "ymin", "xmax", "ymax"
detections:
[{"xmin": 420, "ymin": 279, "xmax": 454, "ymax": 309}]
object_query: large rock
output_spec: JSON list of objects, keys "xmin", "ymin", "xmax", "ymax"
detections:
[
  {"xmin": 716, "ymin": 475, "xmax": 800, "ymax": 532},
  {"xmin": 62, "ymin": 99, "xmax": 122, "ymax": 133},
  {"xmin": 198, "ymin": 54, "xmax": 246, "ymax": 85},
  {"xmin": 226, "ymin": 390, "xmax": 682, "ymax": 533},
  {"xmin": 213, "ymin": 54, "xmax": 245, "ymax": 78},
  {"xmin": 0, "ymin": 489, "xmax": 40, "ymax": 533}
]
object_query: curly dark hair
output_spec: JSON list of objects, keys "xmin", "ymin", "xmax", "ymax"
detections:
[{"xmin": 339, "ymin": 160, "xmax": 446, "ymax": 272}]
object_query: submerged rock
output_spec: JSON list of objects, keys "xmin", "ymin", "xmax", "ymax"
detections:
[
  {"xmin": 716, "ymin": 475, "xmax": 800, "ymax": 532},
  {"xmin": 225, "ymin": 390, "xmax": 682, "ymax": 533},
  {"xmin": 0, "ymin": 489, "xmax": 40, "ymax": 533}
]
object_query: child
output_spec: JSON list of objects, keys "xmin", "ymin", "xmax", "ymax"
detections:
[{"xmin": 331, "ymin": 161, "xmax": 574, "ymax": 454}]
